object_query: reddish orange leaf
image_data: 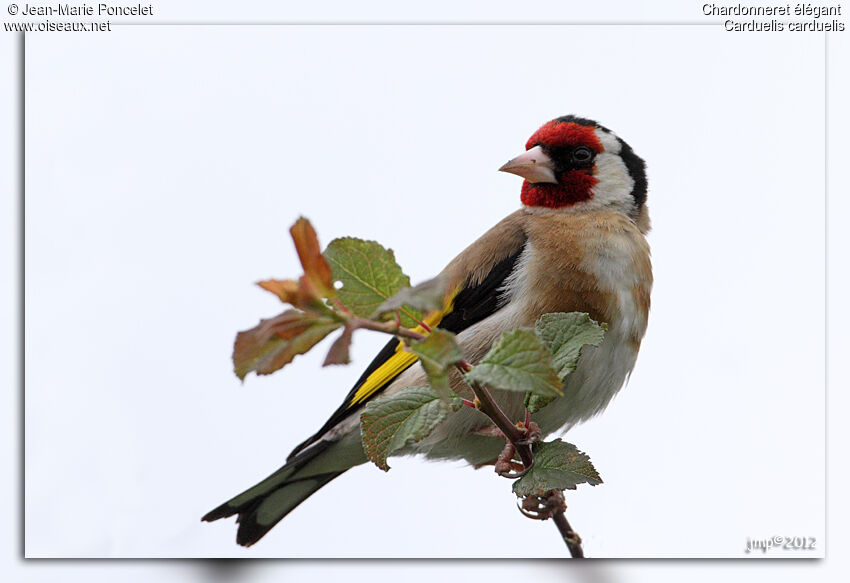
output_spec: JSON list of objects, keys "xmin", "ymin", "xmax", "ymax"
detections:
[
  {"xmin": 233, "ymin": 309, "xmax": 341, "ymax": 379},
  {"xmin": 257, "ymin": 279, "xmax": 301, "ymax": 304},
  {"xmin": 323, "ymin": 325, "xmax": 354, "ymax": 366},
  {"xmin": 290, "ymin": 217, "xmax": 336, "ymax": 300}
]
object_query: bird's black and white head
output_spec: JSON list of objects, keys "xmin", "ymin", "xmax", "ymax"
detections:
[{"xmin": 499, "ymin": 115, "xmax": 648, "ymax": 225}]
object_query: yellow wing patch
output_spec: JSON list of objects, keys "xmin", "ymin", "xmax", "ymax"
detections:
[
  {"xmin": 348, "ymin": 348, "xmax": 419, "ymax": 406},
  {"xmin": 348, "ymin": 291, "xmax": 460, "ymax": 407}
]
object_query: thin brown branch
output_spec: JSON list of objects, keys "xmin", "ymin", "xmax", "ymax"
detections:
[
  {"xmin": 452, "ymin": 359, "xmax": 534, "ymax": 474},
  {"xmin": 465, "ymin": 382, "xmax": 534, "ymax": 477},
  {"xmin": 552, "ymin": 510, "xmax": 584, "ymax": 558},
  {"xmin": 349, "ymin": 307, "xmax": 583, "ymax": 557},
  {"xmin": 353, "ymin": 312, "xmax": 535, "ymax": 476},
  {"xmin": 349, "ymin": 317, "xmax": 428, "ymax": 342},
  {"xmin": 519, "ymin": 490, "xmax": 584, "ymax": 558}
]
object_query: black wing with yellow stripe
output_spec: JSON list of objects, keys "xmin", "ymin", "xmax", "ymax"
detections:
[{"xmin": 287, "ymin": 249, "xmax": 525, "ymax": 460}]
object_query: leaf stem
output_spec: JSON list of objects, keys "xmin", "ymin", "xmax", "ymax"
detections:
[
  {"xmin": 400, "ymin": 306, "xmax": 430, "ymax": 331},
  {"xmin": 457, "ymin": 359, "xmax": 473, "ymax": 373},
  {"xmin": 332, "ymin": 298, "xmax": 353, "ymax": 316}
]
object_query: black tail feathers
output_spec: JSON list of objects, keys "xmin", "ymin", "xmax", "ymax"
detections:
[{"xmin": 202, "ymin": 441, "xmax": 346, "ymax": 547}]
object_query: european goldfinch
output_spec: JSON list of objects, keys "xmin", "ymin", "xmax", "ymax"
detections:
[{"xmin": 203, "ymin": 115, "xmax": 652, "ymax": 546}]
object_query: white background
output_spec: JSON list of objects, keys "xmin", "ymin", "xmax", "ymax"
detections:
[{"xmin": 3, "ymin": 0, "xmax": 850, "ymax": 580}]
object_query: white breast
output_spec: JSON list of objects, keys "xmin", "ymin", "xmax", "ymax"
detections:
[{"xmin": 534, "ymin": 228, "xmax": 650, "ymax": 433}]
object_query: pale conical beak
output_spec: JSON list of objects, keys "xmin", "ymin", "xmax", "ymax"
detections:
[{"xmin": 498, "ymin": 145, "xmax": 558, "ymax": 184}]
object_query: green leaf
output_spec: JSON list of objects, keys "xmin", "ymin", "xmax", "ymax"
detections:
[
  {"xmin": 360, "ymin": 386, "xmax": 462, "ymax": 471},
  {"xmin": 373, "ymin": 276, "xmax": 445, "ymax": 321},
  {"xmin": 233, "ymin": 310, "xmax": 341, "ymax": 380},
  {"xmin": 512, "ymin": 439, "xmax": 602, "ymax": 496},
  {"xmin": 407, "ymin": 329, "xmax": 464, "ymax": 401},
  {"xmin": 524, "ymin": 392, "xmax": 557, "ymax": 415},
  {"xmin": 523, "ymin": 313, "xmax": 606, "ymax": 414},
  {"xmin": 534, "ymin": 312, "xmax": 606, "ymax": 381},
  {"xmin": 324, "ymin": 237, "xmax": 420, "ymax": 328},
  {"xmin": 464, "ymin": 329, "xmax": 561, "ymax": 397}
]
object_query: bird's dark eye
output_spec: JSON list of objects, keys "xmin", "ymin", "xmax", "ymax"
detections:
[{"xmin": 572, "ymin": 146, "xmax": 594, "ymax": 163}]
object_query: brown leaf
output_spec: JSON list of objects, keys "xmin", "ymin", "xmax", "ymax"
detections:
[
  {"xmin": 323, "ymin": 325, "xmax": 354, "ymax": 366},
  {"xmin": 257, "ymin": 279, "xmax": 301, "ymax": 304},
  {"xmin": 233, "ymin": 309, "xmax": 341, "ymax": 379},
  {"xmin": 290, "ymin": 217, "xmax": 335, "ymax": 299}
]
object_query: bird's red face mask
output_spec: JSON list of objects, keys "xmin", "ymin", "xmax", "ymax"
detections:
[{"xmin": 500, "ymin": 120, "xmax": 605, "ymax": 209}]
